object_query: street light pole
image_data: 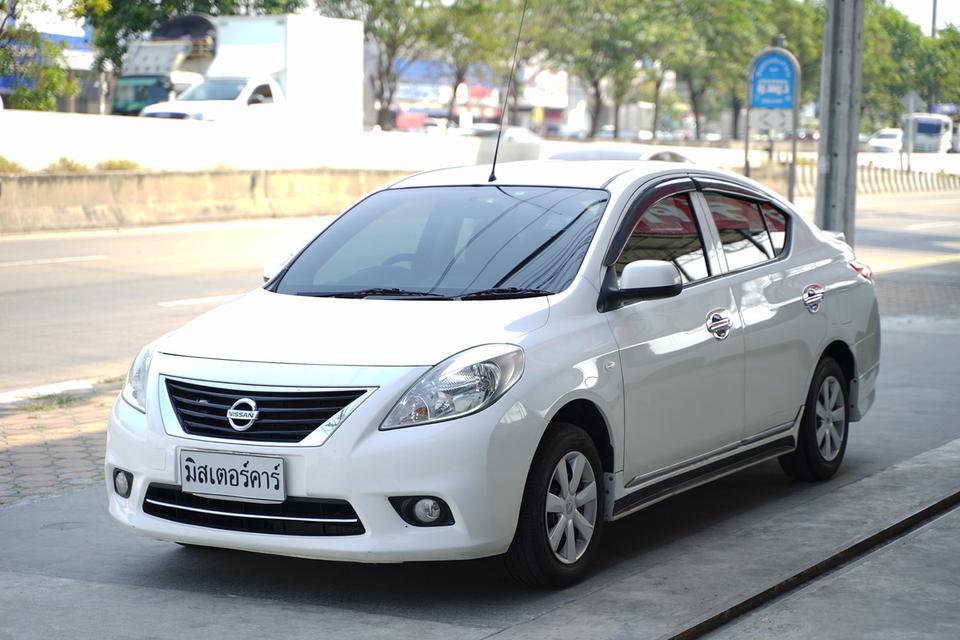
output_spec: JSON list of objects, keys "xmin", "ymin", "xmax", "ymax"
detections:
[
  {"xmin": 932, "ymin": 0, "xmax": 938, "ymax": 37},
  {"xmin": 815, "ymin": 0, "xmax": 865, "ymax": 246}
]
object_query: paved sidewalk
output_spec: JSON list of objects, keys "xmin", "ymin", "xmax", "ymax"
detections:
[{"xmin": 0, "ymin": 391, "xmax": 114, "ymax": 506}]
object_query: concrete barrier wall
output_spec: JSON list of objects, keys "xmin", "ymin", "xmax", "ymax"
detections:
[
  {"xmin": 752, "ymin": 163, "xmax": 960, "ymax": 200},
  {"xmin": 0, "ymin": 168, "xmax": 410, "ymax": 234}
]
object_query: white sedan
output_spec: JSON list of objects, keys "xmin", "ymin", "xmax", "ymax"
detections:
[{"xmin": 106, "ymin": 161, "xmax": 880, "ymax": 587}]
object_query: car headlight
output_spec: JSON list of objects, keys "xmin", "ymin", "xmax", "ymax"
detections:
[
  {"xmin": 381, "ymin": 344, "xmax": 524, "ymax": 429},
  {"xmin": 121, "ymin": 341, "xmax": 159, "ymax": 413}
]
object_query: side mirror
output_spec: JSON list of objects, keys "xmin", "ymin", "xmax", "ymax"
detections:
[
  {"xmin": 263, "ymin": 251, "xmax": 295, "ymax": 283},
  {"xmin": 248, "ymin": 94, "xmax": 266, "ymax": 106},
  {"xmin": 598, "ymin": 260, "xmax": 682, "ymax": 312}
]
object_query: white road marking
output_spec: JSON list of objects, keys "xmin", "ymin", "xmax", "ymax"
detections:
[
  {"xmin": 905, "ymin": 221, "xmax": 958, "ymax": 231},
  {"xmin": 0, "ymin": 254, "xmax": 107, "ymax": 268},
  {"xmin": 0, "ymin": 379, "xmax": 96, "ymax": 405},
  {"xmin": 157, "ymin": 293, "xmax": 244, "ymax": 308}
]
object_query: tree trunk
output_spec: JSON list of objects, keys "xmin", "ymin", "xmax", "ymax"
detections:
[
  {"xmin": 448, "ymin": 67, "xmax": 467, "ymax": 122},
  {"xmin": 685, "ymin": 78, "xmax": 702, "ymax": 140},
  {"xmin": 613, "ymin": 97, "xmax": 621, "ymax": 138},
  {"xmin": 588, "ymin": 78, "xmax": 603, "ymax": 138},
  {"xmin": 730, "ymin": 92, "xmax": 743, "ymax": 140},
  {"xmin": 651, "ymin": 73, "xmax": 663, "ymax": 140}
]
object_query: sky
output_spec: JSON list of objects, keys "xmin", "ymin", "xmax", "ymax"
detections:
[{"xmin": 888, "ymin": 0, "xmax": 960, "ymax": 35}]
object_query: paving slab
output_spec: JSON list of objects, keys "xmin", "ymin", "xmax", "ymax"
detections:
[
  {"xmin": 706, "ymin": 507, "xmax": 960, "ymax": 640},
  {"xmin": 1, "ymin": 434, "xmax": 958, "ymax": 640}
]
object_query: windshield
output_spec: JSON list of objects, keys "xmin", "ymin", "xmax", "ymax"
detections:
[
  {"xmin": 916, "ymin": 120, "xmax": 946, "ymax": 135},
  {"xmin": 874, "ymin": 131, "xmax": 899, "ymax": 139},
  {"xmin": 274, "ymin": 186, "xmax": 609, "ymax": 298},
  {"xmin": 179, "ymin": 79, "xmax": 247, "ymax": 101},
  {"xmin": 112, "ymin": 76, "xmax": 168, "ymax": 112}
]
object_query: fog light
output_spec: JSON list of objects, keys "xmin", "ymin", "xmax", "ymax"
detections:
[
  {"xmin": 413, "ymin": 498, "xmax": 442, "ymax": 524},
  {"xmin": 113, "ymin": 469, "xmax": 132, "ymax": 498},
  {"xmin": 388, "ymin": 496, "xmax": 454, "ymax": 527}
]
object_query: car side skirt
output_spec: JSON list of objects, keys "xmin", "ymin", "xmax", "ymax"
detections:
[{"xmin": 609, "ymin": 415, "xmax": 801, "ymax": 520}]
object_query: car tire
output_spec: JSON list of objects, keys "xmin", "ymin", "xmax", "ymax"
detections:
[
  {"xmin": 505, "ymin": 422, "xmax": 604, "ymax": 588},
  {"xmin": 779, "ymin": 357, "xmax": 849, "ymax": 481}
]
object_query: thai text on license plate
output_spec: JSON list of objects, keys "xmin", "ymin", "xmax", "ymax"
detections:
[{"xmin": 179, "ymin": 449, "xmax": 285, "ymax": 501}]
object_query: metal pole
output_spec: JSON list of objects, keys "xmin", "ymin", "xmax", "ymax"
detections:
[
  {"xmin": 932, "ymin": 0, "xmax": 938, "ymax": 37},
  {"xmin": 814, "ymin": 0, "xmax": 865, "ymax": 246},
  {"xmin": 744, "ymin": 101, "xmax": 751, "ymax": 178},
  {"xmin": 789, "ymin": 63, "xmax": 801, "ymax": 203}
]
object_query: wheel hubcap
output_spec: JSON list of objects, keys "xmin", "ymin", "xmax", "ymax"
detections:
[
  {"xmin": 545, "ymin": 451, "xmax": 598, "ymax": 565},
  {"xmin": 815, "ymin": 375, "xmax": 846, "ymax": 462}
]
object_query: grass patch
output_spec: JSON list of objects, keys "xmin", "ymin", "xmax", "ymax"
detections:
[
  {"xmin": 23, "ymin": 393, "xmax": 84, "ymax": 412},
  {"xmin": 0, "ymin": 155, "xmax": 27, "ymax": 173},
  {"xmin": 44, "ymin": 157, "xmax": 89, "ymax": 173},
  {"xmin": 95, "ymin": 159, "xmax": 142, "ymax": 171}
]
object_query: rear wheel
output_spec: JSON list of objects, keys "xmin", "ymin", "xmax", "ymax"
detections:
[
  {"xmin": 505, "ymin": 423, "xmax": 604, "ymax": 588},
  {"xmin": 779, "ymin": 357, "xmax": 849, "ymax": 481}
]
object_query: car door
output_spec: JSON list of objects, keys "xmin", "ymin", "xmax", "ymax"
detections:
[
  {"xmin": 604, "ymin": 180, "xmax": 746, "ymax": 483},
  {"xmin": 695, "ymin": 184, "xmax": 828, "ymax": 439}
]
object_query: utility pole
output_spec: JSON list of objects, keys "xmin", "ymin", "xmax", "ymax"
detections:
[
  {"xmin": 815, "ymin": 0, "xmax": 865, "ymax": 246},
  {"xmin": 932, "ymin": 0, "xmax": 938, "ymax": 37}
]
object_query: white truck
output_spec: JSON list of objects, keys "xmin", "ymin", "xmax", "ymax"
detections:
[
  {"xmin": 139, "ymin": 14, "xmax": 363, "ymax": 129},
  {"xmin": 112, "ymin": 14, "xmax": 216, "ymax": 116}
]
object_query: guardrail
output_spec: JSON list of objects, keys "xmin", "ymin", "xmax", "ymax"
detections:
[{"xmin": 754, "ymin": 163, "xmax": 960, "ymax": 199}]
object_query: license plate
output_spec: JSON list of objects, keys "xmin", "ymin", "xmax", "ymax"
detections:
[{"xmin": 179, "ymin": 449, "xmax": 285, "ymax": 501}]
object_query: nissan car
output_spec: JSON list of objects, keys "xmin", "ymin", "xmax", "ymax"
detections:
[{"xmin": 106, "ymin": 161, "xmax": 880, "ymax": 587}]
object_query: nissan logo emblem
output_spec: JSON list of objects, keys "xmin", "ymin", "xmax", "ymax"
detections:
[{"xmin": 226, "ymin": 398, "xmax": 259, "ymax": 431}]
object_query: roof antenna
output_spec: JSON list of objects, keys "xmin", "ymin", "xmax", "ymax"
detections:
[{"xmin": 488, "ymin": 0, "xmax": 530, "ymax": 183}]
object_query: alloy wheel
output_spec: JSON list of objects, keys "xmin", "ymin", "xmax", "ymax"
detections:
[
  {"xmin": 545, "ymin": 450, "xmax": 598, "ymax": 565},
  {"xmin": 815, "ymin": 375, "xmax": 846, "ymax": 462}
]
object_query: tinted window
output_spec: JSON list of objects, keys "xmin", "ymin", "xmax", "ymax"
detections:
[
  {"xmin": 276, "ymin": 186, "xmax": 609, "ymax": 297},
  {"xmin": 616, "ymin": 193, "xmax": 709, "ymax": 283},
  {"xmin": 180, "ymin": 79, "xmax": 246, "ymax": 101},
  {"xmin": 705, "ymin": 193, "xmax": 775, "ymax": 271},
  {"xmin": 759, "ymin": 203, "xmax": 789, "ymax": 256},
  {"xmin": 251, "ymin": 84, "xmax": 273, "ymax": 103}
]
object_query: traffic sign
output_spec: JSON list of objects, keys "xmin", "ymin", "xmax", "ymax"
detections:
[
  {"xmin": 750, "ymin": 109, "xmax": 793, "ymax": 130},
  {"xmin": 900, "ymin": 91, "xmax": 926, "ymax": 113},
  {"xmin": 750, "ymin": 51, "xmax": 796, "ymax": 109}
]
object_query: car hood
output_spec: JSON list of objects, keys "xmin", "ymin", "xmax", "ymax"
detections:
[{"xmin": 159, "ymin": 288, "xmax": 550, "ymax": 367}]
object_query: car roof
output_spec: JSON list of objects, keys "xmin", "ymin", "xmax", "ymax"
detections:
[{"xmin": 390, "ymin": 160, "xmax": 688, "ymax": 189}]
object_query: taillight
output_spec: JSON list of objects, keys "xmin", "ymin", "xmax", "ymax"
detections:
[{"xmin": 849, "ymin": 260, "xmax": 874, "ymax": 282}]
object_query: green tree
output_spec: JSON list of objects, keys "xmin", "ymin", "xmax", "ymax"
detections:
[
  {"xmin": 666, "ymin": 0, "xmax": 759, "ymax": 140},
  {"xmin": 429, "ymin": 0, "xmax": 507, "ymax": 121},
  {"xmin": 317, "ymin": 0, "xmax": 439, "ymax": 129},
  {"xmin": 73, "ymin": 0, "xmax": 305, "ymax": 72},
  {"xmin": 0, "ymin": 1, "xmax": 78, "ymax": 110}
]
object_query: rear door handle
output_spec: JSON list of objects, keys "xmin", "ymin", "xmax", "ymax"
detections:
[
  {"xmin": 803, "ymin": 284, "xmax": 824, "ymax": 313},
  {"xmin": 706, "ymin": 309, "xmax": 733, "ymax": 340}
]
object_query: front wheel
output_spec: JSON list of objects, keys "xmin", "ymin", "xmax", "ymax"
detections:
[
  {"xmin": 505, "ymin": 423, "xmax": 604, "ymax": 588},
  {"xmin": 779, "ymin": 357, "xmax": 849, "ymax": 481}
]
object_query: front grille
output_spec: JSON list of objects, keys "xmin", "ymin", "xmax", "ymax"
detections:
[
  {"xmin": 166, "ymin": 379, "xmax": 366, "ymax": 443},
  {"xmin": 143, "ymin": 484, "xmax": 365, "ymax": 536}
]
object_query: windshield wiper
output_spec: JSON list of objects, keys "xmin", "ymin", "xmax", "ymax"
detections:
[
  {"xmin": 297, "ymin": 288, "xmax": 451, "ymax": 299},
  {"xmin": 459, "ymin": 287, "xmax": 553, "ymax": 300}
]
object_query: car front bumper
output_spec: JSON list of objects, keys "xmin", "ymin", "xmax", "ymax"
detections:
[{"xmin": 105, "ymin": 358, "xmax": 544, "ymax": 563}]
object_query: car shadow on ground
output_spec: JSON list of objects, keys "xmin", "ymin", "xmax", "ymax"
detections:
[{"xmin": 124, "ymin": 458, "xmax": 862, "ymax": 626}]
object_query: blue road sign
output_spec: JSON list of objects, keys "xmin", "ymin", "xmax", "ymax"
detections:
[{"xmin": 751, "ymin": 51, "xmax": 795, "ymax": 109}]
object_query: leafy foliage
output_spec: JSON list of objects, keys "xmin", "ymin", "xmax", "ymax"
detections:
[
  {"xmin": 0, "ymin": 1, "xmax": 78, "ymax": 110},
  {"xmin": 317, "ymin": 0, "xmax": 440, "ymax": 129}
]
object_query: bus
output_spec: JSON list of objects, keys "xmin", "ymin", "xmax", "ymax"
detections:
[{"xmin": 902, "ymin": 112, "xmax": 953, "ymax": 153}]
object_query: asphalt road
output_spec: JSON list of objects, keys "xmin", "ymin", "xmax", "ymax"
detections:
[{"xmin": 2, "ymin": 190, "xmax": 958, "ymax": 395}]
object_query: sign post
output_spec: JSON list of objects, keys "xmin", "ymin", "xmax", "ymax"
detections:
[
  {"xmin": 900, "ymin": 90, "xmax": 925, "ymax": 172},
  {"xmin": 744, "ymin": 47, "xmax": 801, "ymax": 202}
]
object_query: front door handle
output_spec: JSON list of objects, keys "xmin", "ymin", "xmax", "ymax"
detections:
[
  {"xmin": 803, "ymin": 284, "xmax": 824, "ymax": 313},
  {"xmin": 706, "ymin": 309, "xmax": 733, "ymax": 340}
]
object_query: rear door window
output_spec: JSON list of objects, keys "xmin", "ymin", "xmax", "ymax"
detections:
[
  {"xmin": 704, "ymin": 193, "xmax": 775, "ymax": 271},
  {"xmin": 759, "ymin": 203, "xmax": 789, "ymax": 256}
]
